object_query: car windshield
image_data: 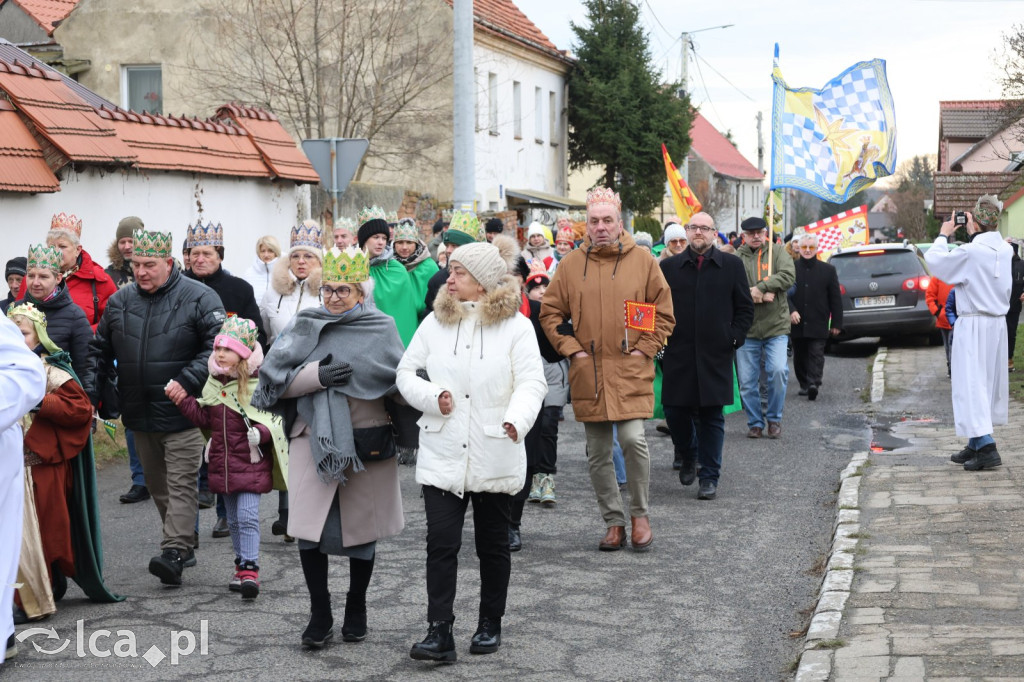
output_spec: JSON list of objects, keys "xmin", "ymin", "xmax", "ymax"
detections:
[{"xmin": 831, "ymin": 250, "xmax": 923, "ymax": 280}]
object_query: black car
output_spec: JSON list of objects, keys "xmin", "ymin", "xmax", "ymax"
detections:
[{"xmin": 827, "ymin": 243, "xmax": 936, "ymax": 342}]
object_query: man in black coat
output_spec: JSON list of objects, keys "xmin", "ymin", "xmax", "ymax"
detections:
[
  {"xmin": 659, "ymin": 212, "xmax": 754, "ymax": 501},
  {"xmin": 84, "ymin": 228, "xmax": 225, "ymax": 586},
  {"xmin": 788, "ymin": 233, "xmax": 842, "ymax": 401}
]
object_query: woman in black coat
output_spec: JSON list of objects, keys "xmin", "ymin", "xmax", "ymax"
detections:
[
  {"xmin": 659, "ymin": 231, "xmax": 754, "ymax": 498},
  {"xmin": 787, "ymin": 235, "xmax": 843, "ymax": 399}
]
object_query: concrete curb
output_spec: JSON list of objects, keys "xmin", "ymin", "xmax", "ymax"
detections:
[
  {"xmin": 793, "ymin": 347, "xmax": 884, "ymax": 680},
  {"xmin": 870, "ymin": 346, "xmax": 887, "ymax": 403}
]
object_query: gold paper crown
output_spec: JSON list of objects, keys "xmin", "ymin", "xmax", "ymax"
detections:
[
  {"xmin": 586, "ymin": 187, "xmax": 622, "ymax": 211},
  {"xmin": 448, "ymin": 210, "xmax": 481, "ymax": 242},
  {"xmin": 386, "ymin": 210, "xmax": 398, "ymax": 224},
  {"xmin": 218, "ymin": 315, "xmax": 258, "ymax": 350},
  {"xmin": 334, "ymin": 217, "xmax": 358, "ymax": 236},
  {"xmin": 393, "ymin": 219, "xmax": 421, "ymax": 244},
  {"xmin": 290, "ymin": 221, "xmax": 323, "ymax": 251},
  {"xmin": 6, "ymin": 301, "xmax": 47, "ymax": 327},
  {"xmin": 186, "ymin": 220, "xmax": 224, "ymax": 248},
  {"xmin": 357, "ymin": 206, "xmax": 387, "ymax": 227},
  {"xmin": 323, "ymin": 246, "xmax": 370, "ymax": 284},
  {"xmin": 133, "ymin": 229, "xmax": 174, "ymax": 259},
  {"xmin": 50, "ymin": 212, "xmax": 83, "ymax": 237},
  {"xmin": 27, "ymin": 244, "xmax": 62, "ymax": 272}
]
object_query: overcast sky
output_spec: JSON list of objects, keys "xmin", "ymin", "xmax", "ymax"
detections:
[{"xmin": 514, "ymin": 0, "xmax": 1018, "ymax": 177}]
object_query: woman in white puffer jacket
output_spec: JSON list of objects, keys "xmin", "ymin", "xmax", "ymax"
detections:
[{"xmin": 397, "ymin": 234, "xmax": 546, "ymax": 663}]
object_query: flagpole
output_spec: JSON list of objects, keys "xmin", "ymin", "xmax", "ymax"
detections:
[{"xmin": 767, "ymin": 188, "xmax": 774, "ymax": 277}]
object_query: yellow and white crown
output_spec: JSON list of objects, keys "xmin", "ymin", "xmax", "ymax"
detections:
[
  {"xmin": 357, "ymin": 206, "xmax": 387, "ymax": 227},
  {"xmin": 323, "ymin": 246, "xmax": 370, "ymax": 284},
  {"xmin": 448, "ymin": 210, "xmax": 481, "ymax": 242},
  {"xmin": 133, "ymin": 229, "xmax": 174, "ymax": 259},
  {"xmin": 50, "ymin": 212, "xmax": 83, "ymax": 237},
  {"xmin": 27, "ymin": 244, "xmax": 62, "ymax": 272},
  {"xmin": 186, "ymin": 220, "xmax": 224, "ymax": 248},
  {"xmin": 7, "ymin": 301, "xmax": 47, "ymax": 327},
  {"xmin": 586, "ymin": 187, "xmax": 622, "ymax": 211}
]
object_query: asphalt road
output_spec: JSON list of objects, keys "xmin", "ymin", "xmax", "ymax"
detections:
[{"xmin": 4, "ymin": 340, "xmax": 880, "ymax": 681}]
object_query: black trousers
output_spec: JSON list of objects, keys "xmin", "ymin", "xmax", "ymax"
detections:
[
  {"xmin": 422, "ymin": 485, "xmax": 512, "ymax": 623},
  {"xmin": 524, "ymin": 405, "xmax": 560, "ymax": 474},
  {"xmin": 793, "ymin": 338, "xmax": 827, "ymax": 389}
]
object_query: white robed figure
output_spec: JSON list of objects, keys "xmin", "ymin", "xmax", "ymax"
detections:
[
  {"xmin": 0, "ymin": 315, "xmax": 47, "ymax": 663},
  {"xmin": 925, "ymin": 195, "xmax": 1011, "ymax": 471}
]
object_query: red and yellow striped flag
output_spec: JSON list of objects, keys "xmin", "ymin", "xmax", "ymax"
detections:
[{"xmin": 662, "ymin": 143, "xmax": 702, "ymax": 224}]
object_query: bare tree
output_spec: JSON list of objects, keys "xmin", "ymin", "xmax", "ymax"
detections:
[
  {"xmin": 995, "ymin": 25, "xmax": 1024, "ymax": 149},
  {"xmin": 892, "ymin": 187, "xmax": 928, "ymax": 242},
  {"xmin": 184, "ymin": 0, "xmax": 453, "ymax": 180}
]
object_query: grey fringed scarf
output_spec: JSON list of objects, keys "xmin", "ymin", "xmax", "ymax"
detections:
[{"xmin": 252, "ymin": 304, "xmax": 406, "ymax": 483}]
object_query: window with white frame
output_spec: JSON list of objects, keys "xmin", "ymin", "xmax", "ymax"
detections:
[
  {"xmin": 549, "ymin": 90, "xmax": 558, "ymax": 145},
  {"xmin": 122, "ymin": 65, "xmax": 162, "ymax": 114},
  {"xmin": 488, "ymin": 72, "xmax": 498, "ymax": 135},
  {"xmin": 534, "ymin": 86, "xmax": 543, "ymax": 143},
  {"xmin": 513, "ymin": 81, "xmax": 522, "ymax": 139}
]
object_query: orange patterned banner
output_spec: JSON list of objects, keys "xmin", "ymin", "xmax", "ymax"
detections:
[{"xmin": 625, "ymin": 300, "xmax": 656, "ymax": 332}]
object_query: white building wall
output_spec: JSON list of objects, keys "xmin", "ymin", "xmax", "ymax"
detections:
[
  {"xmin": 0, "ymin": 167, "xmax": 308, "ymax": 280},
  {"xmin": 472, "ymin": 40, "xmax": 567, "ymax": 211}
]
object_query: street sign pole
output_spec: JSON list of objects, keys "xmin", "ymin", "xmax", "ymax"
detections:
[{"xmin": 301, "ymin": 138, "xmax": 369, "ymax": 227}]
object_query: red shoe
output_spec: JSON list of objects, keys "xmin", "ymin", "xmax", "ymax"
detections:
[{"xmin": 238, "ymin": 561, "xmax": 259, "ymax": 600}]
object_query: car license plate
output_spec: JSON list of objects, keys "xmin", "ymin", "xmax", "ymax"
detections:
[{"xmin": 854, "ymin": 295, "xmax": 895, "ymax": 309}]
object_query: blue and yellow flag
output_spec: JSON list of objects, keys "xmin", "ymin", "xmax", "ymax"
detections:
[{"xmin": 770, "ymin": 44, "xmax": 897, "ymax": 203}]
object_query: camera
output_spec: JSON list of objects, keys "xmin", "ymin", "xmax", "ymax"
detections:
[{"xmin": 954, "ymin": 211, "xmax": 967, "ymax": 226}]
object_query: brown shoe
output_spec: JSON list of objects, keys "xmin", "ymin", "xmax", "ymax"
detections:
[
  {"xmin": 630, "ymin": 516, "xmax": 653, "ymax": 552},
  {"xmin": 598, "ymin": 526, "xmax": 627, "ymax": 551},
  {"xmin": 767, "ymin": 422, "xmax": 782, "ymax": 439},
  {"xmin": 747, "ymin": 426, "xmax": 763, "ymax": 439}
]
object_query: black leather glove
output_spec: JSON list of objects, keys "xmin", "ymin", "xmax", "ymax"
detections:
[
  {"xmin": 318, "ymin": 354, "xmax": 353, "ymax": 387},
  {"xmin": 555, "ymin": 321, "xmax": 575, "ymax": 337}
]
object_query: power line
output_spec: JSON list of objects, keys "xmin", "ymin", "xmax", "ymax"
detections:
[
  {"xmin": 643, "ymin": 0, "xmax": 675, "ymax": 40},
  {"xmin": 694, "ymin": 51, "xmax": 755, "ymax": 102},
  {"xmin": 691, "ymin": 44, "xmax": 726, "ymax": 130}
]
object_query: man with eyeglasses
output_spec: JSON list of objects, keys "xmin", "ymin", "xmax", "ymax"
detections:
[
  {"xmin": 659, "ymin": 212, "xmax": 753, "ymax": 500},
  {"xmin": 735, "ymin": 217, "xmax": 795, "ymax": 439},
  {"xmin": 788, "ymin": 233, "xmax": 842, "ymax": 401}
]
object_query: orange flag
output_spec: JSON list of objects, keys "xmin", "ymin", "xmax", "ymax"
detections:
[{"xmin": 662, "ymin": 143, "xmax": 702, "ymax": 224}]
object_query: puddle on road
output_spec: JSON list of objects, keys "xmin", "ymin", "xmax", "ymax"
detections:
[{"xmin": 869, "ymin": 416, "xmax": 936, "ymax": 452}]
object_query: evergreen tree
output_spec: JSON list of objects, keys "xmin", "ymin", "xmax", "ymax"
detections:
[{"xmin": 567, "ymin": 0, "xmax": 693, "ymax": 214}]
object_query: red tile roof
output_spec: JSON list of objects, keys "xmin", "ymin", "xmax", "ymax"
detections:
[
  {"xmin": 443, "ymin": 0, "xmax": 568, "ymax": 61},
  {"xmin": 217, "ymin": 105, "xmax": 321, "ymax": 183},
  {"xmin": 0, "ymin": 98, "xmax": 59, "ymax": 192},
  {"xmin": 5, "ymin": 0, "xmax": 81, "ymax": 36},
  {"xmin": 689, "ymin": 113, "xmax": 763, "ymax": 181},
  {"xmin": 0, "ymin": 46, "xmax": 317, "ymax": 192},
  {"xmin": 933, "ymin": 171, "xmax": 1019, "ymax": 217}
]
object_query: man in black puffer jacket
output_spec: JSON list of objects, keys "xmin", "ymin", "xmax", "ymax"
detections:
[{"xmin": 84, "ymin": 228, "xmax": 225, "ymax": 587}]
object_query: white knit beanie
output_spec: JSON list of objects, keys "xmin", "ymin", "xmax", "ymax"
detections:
[
  {"xmin": 450, "ymin": 237, "xmax": 518, "ymax": 292},
  {"xmin": 633, "ymin": 231, "xmax": 653, "ymax": 248},
  {"xmin": 663, "ymin": 223, "xmax": 686, "ymax": 243},
  {"xmin": 527, "ymin": 222, "xmax": 547, "ymax": 240}
]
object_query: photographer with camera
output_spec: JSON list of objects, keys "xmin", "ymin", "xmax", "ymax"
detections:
[{"xmin": 925, "ymin": 196, "xmax": 1010, "ymax": 471}]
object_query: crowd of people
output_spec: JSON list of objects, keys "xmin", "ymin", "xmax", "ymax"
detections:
[{"xmin": 0, "ymin": 189, "xmax": 1009, "ymax": 666}]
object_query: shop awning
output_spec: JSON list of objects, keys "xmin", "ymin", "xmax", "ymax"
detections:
[{"xmin": 505, "ymin": 188, "xmax": 585, "ymax": 210}]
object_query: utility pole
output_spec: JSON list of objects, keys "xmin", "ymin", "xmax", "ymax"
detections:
[
  {"xmin": 675, "ymin": 24, "xmax": 733, "ymax": 183},
  {"xmin": 452, "ymin": 0, "xmax": 474, "ymax": 212}
]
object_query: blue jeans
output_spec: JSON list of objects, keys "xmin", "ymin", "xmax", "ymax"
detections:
[
  {"xmin": 126, "ymin": 428, "xmax": 146, "ymax": 486},
  {"xmin": 968, "ymin": 435, "xmax": 994, "ymax": 450},
  {"xmin": 612, "ymin": 424, "xmax": 626, "ymax": 485},
  {"xmin": 663, "ymin": 405, "xmax": 725, "ymax": 483},
  {"xmin": 736, "ymin": 335, "xmax": 790, "ymax": 429}
]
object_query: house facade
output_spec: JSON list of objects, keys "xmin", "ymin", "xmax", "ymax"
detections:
[{"xmin": 0, "ymin": 40, "xmax": 317, "ymax": 276}]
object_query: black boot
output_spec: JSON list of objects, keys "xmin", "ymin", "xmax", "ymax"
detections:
[
  {"xmin": 410, "ymin": 620, "xmax": 456, "ymax": 662},
  {"xmin": 341, "ymin": 592, "xmax": 367, "ymax": 642},
  {"xmin": 469, "ymin": 616, "xmax": 501, "ymax": 654},
  {"xmin": 299, "ymin": 548, "xmax": 333, "ymax": 649},
  {"xmin": 963, "ymin": 443, "xmax": 1002, "ymax": 471}
]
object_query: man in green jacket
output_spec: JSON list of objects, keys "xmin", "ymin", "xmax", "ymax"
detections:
[{"xmin": 735, "ymin": 217, "xmax": 795, "ymax": 439}]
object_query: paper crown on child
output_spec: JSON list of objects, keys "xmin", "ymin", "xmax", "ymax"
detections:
[
  {"xmin": 215, "ymin": 315, "xmax": 258, "ymax": 359},
  {"xmin": 290, "ymin": 220, "xmax": 323, "ymax": 254},
  {"xmin": 323, "ymin": 246, "xmax": 370, "ymax": 284},
  {"xmin": 186, "ymin": 220, "xmax": 224, "ymax": 248},
  {"xmin": 357, "ymin": 205, "xmax": 388, "ymax": 227},
  {"xmin": 334, "ymin": 217, "xmax": 358, "ymax": 236},
  {"xmin": 27, "ymin": 244, "xmax": 62, "ymax": 272},
  {"xmin": 445, "ymin": 210, "xmax": 481, "ymax": 246},
  {"xmin": 555, "ymin": 226, "xmax": 576, "ymax": 245},
  {"xmin": 586, "ymin": 187, "xmax": 622, "ymax": 211},
  {"xmin": 393, "ymin": 219, "xmax": 421, "ymax": 244},
  {"xmin": 6, "ymin": 300, "xmax": 46, "ymax": 327},
  {"xmin": 50, "ymin": 212, "xmax": 83, "ymax": 237},
  {"xmin": 133, "ymin": 229, "xmax": 174, "ymax": 259}
]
